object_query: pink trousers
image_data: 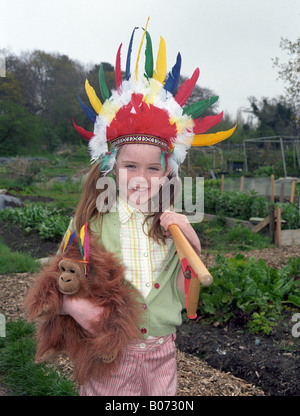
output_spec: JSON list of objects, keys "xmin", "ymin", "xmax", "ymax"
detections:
[{"xmin": 80, "ymin": 333, "xmax": 177, "ymax": 396}]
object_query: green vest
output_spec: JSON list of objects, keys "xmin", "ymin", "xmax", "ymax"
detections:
[{"xmin": 72, "ymin": 212, "xmax": 185, "ymax": 339}]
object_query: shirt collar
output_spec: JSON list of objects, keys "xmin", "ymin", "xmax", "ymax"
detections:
[{"xmin": 117, "ymin": 198, "xmax": 141, "ymax": 224}]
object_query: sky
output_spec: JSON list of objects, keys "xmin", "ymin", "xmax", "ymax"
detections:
[{"xmin": 0, "ymin": 0, "xmax": 299, "ymax": 119}]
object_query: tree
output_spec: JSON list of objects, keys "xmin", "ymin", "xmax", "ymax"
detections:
[
  {"xmin": 248, "ymin": 96, "xmax": 297, "ymax": 137},
  {"xmin": 0, "ymin": 72, "xmax": 24, "ymax": 104},
  {"xmin": 272, "ymin": 37, "xmax": 300, "ymax": 129},
  {"xmin": 0, "ymin": 101, "xmax": 41, "ymax": 155}
]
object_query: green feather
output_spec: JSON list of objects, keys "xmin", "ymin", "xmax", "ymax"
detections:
[
  {"xmin": 100, "ymin": 154, "xmax": 111, "ymax": 171},
  {"xmin": 100, "ymin": 148, "xmax": 116, "ymax": 172},
  {"xmin": 99, "ymin": 64, "xmax": 110, "ymax": 101},
  {"xmin": 183, "ymin": 96, "xmax": 219, "ymax": 119},
  {"xmin": 78, "ymin": 238, "xmax": 84, "ymax": 259},
  {"xmin": 160, "ymin": 150, "xmax": 167, "ymax": 171},
  {"xmin": 144, "ymin": 31, "xmax": 153, "ymax": 79}
]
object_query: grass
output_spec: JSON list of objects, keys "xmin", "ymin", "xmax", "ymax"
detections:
[
  {"xmin": 0, "ymin": 149, "xmax": 85, "ymax": 212},
  {"xmin": 0, "ymin": 240, "xmax": 40, "ymax": 274},
  {"xmin": 0, "ymin": 320, "xmax": 78, "ymax": 396}
]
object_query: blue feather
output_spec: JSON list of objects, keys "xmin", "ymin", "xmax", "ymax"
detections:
[
  {"xmin": 164, "ymin": 53, "xmax": 182, "ymax": 94},
  {"xmin": 126, "ymin": 27, "xmax": 138, "ymax": 80},
  {"xmin": 63, "ymin": 230, "xmax": 76, "ymax": 253},
  {"xmin": 78, "ymin": 96, "xmax": 96, "ymax": 124}
]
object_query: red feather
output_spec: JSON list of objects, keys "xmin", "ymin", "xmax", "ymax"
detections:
[
  {"xmin": 115, "ymin": 43, "xmax": 122, "ymax": 94},
  {"xmin": 72, "ymin": 118, "xmax": 94, "ymax": 141},
  {"xmin": 175, "ymin": 68, "xmax": 200, "ymax": 107},
  {"xmin": 106, "ymin": 93, "xmax": 177, "ymax": 148},
  {"xmin": 193, "ymin": 112, "xmax": 224, "ymax": 134}
]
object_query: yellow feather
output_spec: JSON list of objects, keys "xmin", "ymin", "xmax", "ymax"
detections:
[
  {"xmin": 85, "ymin": 79, "xmax": 102, "ymax": 114},
  {"xmin": 135, "ymin": 17, "xmax": 150, "ymax": 80},
  {"xmin": 63, "ymin": 230, "xmax": 71, "ymax": 253},
  {"xmin": 144, "ymin": 78, "xmax": 162, "ymax": 104},
  {"xmin": 79, "ymin": 224, "xmax": 85, "ymax": 259},
  {"xmin": 170, "ymin": 115, "xmax": 194, "ymax": 134},
  {"xmin": 191, "ymin": 125, "xmax": 237, "ymax": 147},
  {"xmin": 100, "ymin": 100, "xmax": 120, "ymax": 123},
  {"xmin": 153, "ymin": 36, "xmax": 167, "ymax": 84},
  {"xmin": 79, "ymin": 224, "xmax": 85, "ymax": 247}
]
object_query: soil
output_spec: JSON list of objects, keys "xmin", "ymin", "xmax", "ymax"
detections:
[{"xmin": 0, "ymin": 215, "xmax": 299, "ymax": 396}]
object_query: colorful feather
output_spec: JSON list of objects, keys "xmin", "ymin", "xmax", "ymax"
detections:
[
  {"xmin": 63, "ymin": 230, "xmax": 76, "ymax": 253},
  {"xmin": 85, "ymin": 79, "xmax": 102, "ymax": 114},
  {"xmin": 126, "ymin": 26, "xmax": 138, "ymax": 80},
  {"xmin": 78, "ymin": 96, "xmax": 96, "ymax": 124},
  {"xmin": 79, "ymin": 223, "xmax": 90, "ymax": 276},
  {"xmin": 135, "ymin": 17, "xmax": 150, "ymax": 80},
  {"xmin": 78, "ymin": 237, "xmax": 84, "ymax": 259},
  {"xmin": 153, "ymin": 36, "xmax": 167, "ymax": 84},
  {"xmin": 82, "ymin": 222, "xmax": 90, "ymax": 262},
  {"xmin": 72, "ymin": 118, "xmax": 94, "ymax": 141},
  {"xmin": 175, "ymin": 68, "xmax": 200, "ymax": 106},
  {"xmin": 164, "ymin": 52, "xmax": 181, "ymax": 94},
  {"xmin": 191, "ymin": 125, "xmax": 237, "ymax": 147},
  {"xmin": 144, "ymin": 30, "xmax": 153, "ymax": 79},
  {"xmin": 193, "ymin": 111, "xmax": 224, "ymax": 134},
  {"xmin": 99, "ymin": 64, "xmax": 110, "ymax": 102},
  {"xmin": 183, "ymin": 96, "xmax": 219, "ymax": 119},
  {"xmin": 115, "ymin": 43, "xmax": 122, "ymax": 93}
]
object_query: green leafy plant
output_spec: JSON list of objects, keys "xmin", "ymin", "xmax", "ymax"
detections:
[
  {"xmin": 247, "ymin": 312, "xmax": 277, "ymax": 335},
  {"xmin": 203, "ymin": 188, "xmax": 269, "ymax": 220},
  {"xmin": 275, "ymin": 202, "xmax": 300, "ymax": 229},
  {"xmin": 0, "ymin": 203, "xmax": 70, "ymax": 241},
  {"xmin": 198, "ymin": 254, "xmax": 300, "ymax": 334}
]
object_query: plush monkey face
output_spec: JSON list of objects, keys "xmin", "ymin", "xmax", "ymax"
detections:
[{"xmin": 58, "ymin": 259, "xmax": 85, "ymax": 295}]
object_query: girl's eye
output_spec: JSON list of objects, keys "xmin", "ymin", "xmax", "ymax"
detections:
[
  {"xmin": 149, "ymin": 167, "xmax": 159, "ymax": 171},
  {"xmin": 125, "ymin": 164, "xmax": 136, "ymax": 169}
]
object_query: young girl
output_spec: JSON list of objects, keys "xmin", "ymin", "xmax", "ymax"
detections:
[
  {"xmin": 62, "ymin": 23, "xmax": 235, "ymax": 395},
  {"xmin": 60, "ymin": 142, "xmax": 200, "ymax": 396}
]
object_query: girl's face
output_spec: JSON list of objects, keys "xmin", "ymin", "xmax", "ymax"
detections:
[{"xmin": 114, "ymin": 144, "xmax": 170, "ymax": 210}]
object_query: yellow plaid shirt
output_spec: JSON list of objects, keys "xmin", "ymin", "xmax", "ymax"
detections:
[{"xmin": 118, "ymin": 199, "xmax": 173, "ymax": 299}]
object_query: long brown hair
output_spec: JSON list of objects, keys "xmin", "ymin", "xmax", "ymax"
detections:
[
  {"xmin": 74, "ymin": 161, "xmax": 178, "ymax": 244},
  {"xmin": 74, "ymin": 162, "xmax": 103, "ymax": 234}
]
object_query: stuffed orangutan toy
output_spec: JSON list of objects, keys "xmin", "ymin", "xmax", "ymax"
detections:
[{"xmin": 23, "ymin": 223, "xmax": 143, "ymax": 385}]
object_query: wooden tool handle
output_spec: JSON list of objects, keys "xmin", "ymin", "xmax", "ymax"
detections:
[
  {"xmin": 187, "ymin": 277, "xmax": 201, "ymax": 318},
  {"xmin": 169, "ymin": 224, "xmax": 213, "ymax": 287}
]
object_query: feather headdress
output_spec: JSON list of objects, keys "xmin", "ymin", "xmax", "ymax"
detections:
[{"xmin": 73, "ymin": 19, "xmax": 236, "ymax": 174}]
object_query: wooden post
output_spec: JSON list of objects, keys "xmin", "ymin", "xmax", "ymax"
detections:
[
  {"xmin": 269, "ymin": 203, "xmax": 275, "ymax": 243},
  {"xmin": 275, "ymin": 206, "xmax": 281, "ymax": 247},
  {"xmin": 271, "ymin": 174, "xmax": 274, "ymax": 202},
  {"xmin": 290, "ymin": 180, "xmax": 296, "ymax": 203},
  {"xmin": 240, "ymin": 176, "xmax": 244, "ymax": 192},
  {"xmin": 221, "ymin": 174, "xmax": 224, "ymax": 193}
]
